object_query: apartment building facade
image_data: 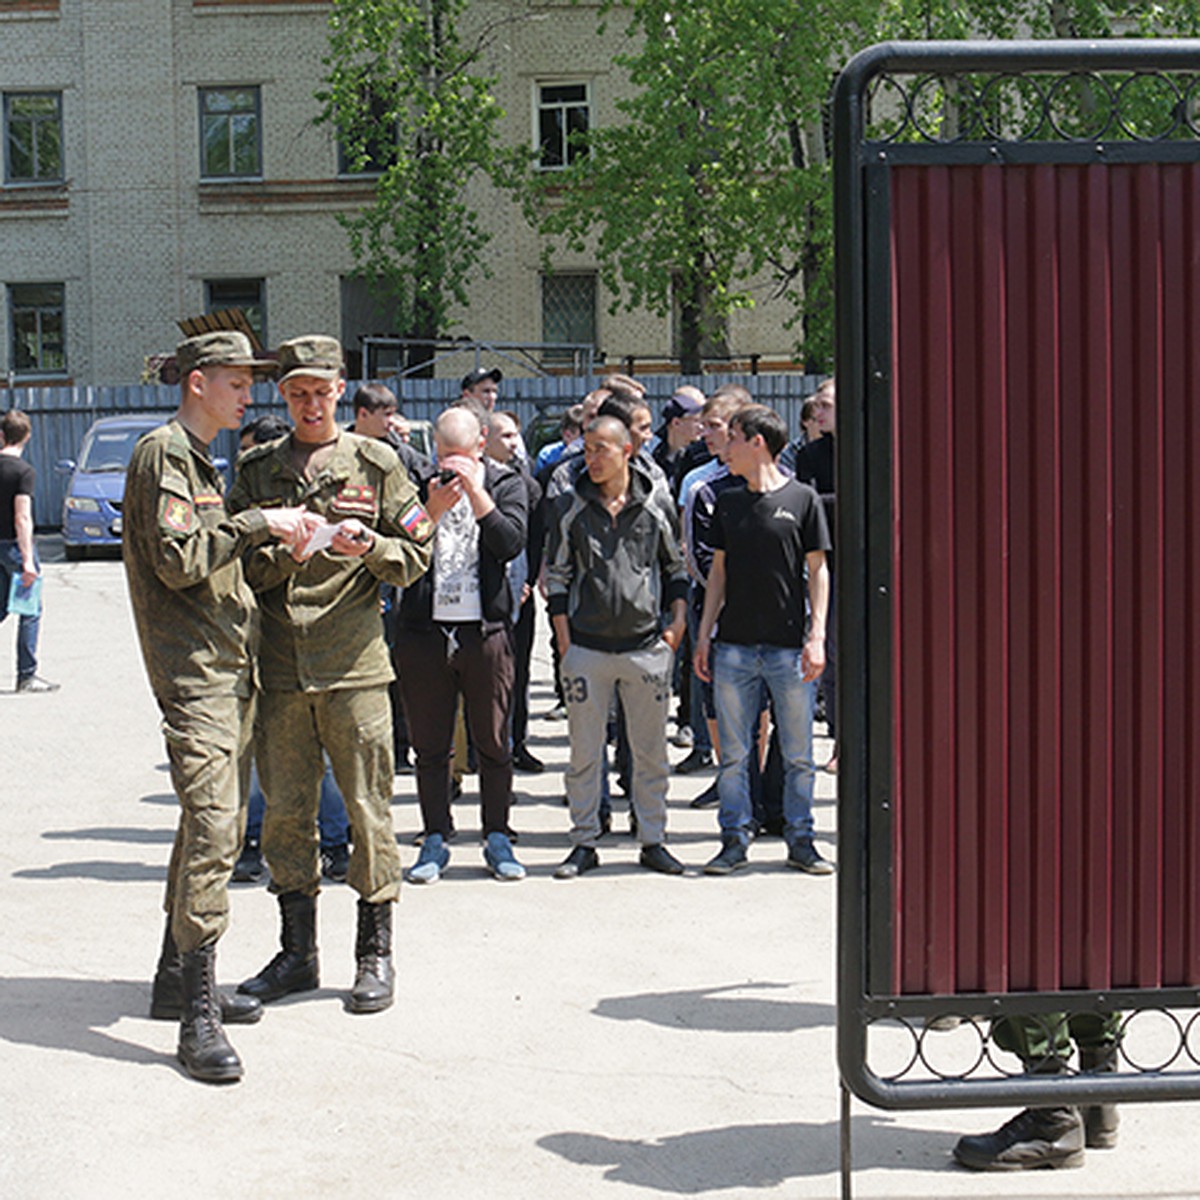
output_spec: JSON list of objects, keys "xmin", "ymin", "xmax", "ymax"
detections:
[{"xmin": 1, "ymin": 0, "xmax": 799, "ymax": 386}]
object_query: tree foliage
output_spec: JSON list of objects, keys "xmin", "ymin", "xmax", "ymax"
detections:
[
  {"xmin": 317, "ymin": 0, "xmax": 508, "ymax": 366},
  {"xmin": 516, "ymin": 0, "xmax": 1200, "ymax": 371},
  {"xmin": 512, "ymin": 0, "xmax": 877, "ymax": 373}
]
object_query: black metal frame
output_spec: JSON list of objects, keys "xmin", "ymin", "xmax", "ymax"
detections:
[{"xmin": 835, "ymin": 39, "xmax": 1200, "ymax": 1115}]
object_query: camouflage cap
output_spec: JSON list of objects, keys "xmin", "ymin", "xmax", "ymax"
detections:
[
  {"xmin": 277, "ymin": 335, "xmax": 344, "ymax": 385},
  {"xmin": 176, "ymin": 330, "xmax": 276, "ymax": 378}
]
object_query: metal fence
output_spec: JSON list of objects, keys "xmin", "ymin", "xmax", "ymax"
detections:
[{"xmin": 5, "ymin": 373, "xmax": 827, "ymax": 528}]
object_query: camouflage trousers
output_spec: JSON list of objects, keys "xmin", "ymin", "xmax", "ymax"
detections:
[
  {"xmin": 256, "ymin": 686, "xmax": 402, "ymax": 902},
  {"xmin": 159, "ymin": 693, "xmax": 253, "ymax": 954},
  {"xmin": 993, "ymin": 1011, "xmax": 1122, "ymax": 1064}
]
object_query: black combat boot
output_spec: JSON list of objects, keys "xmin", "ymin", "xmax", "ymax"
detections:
[
  {"xmin": 347, "ymin": 899, "xmax": 394, "ymax": 1014},
  {"xmin": 177, "ymin": 944, "xmax": 243, "ymax": 1083},
  {"xmin": 953, "ymin": 1056, "xmax": 1084, "ymax": 1171},
  {"xmin": 237, "ymin": 891, "xmax": 319, "ymax": 1003},
  {"xmin": 953, "ymin": 1104, "xmax": 1084, "ymax": 1171},
  {"xmin": 150, "ymin": 919, "xmax": 263, "ymax": 1024},
  {"xmin": 1079, "ymin": 1044, "xmax": 1120, "ymax": 1149}
]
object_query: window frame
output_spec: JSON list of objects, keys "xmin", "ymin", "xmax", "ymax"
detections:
[
  {"xmin": 534, "ymin": 80, "xmax": 590, "ymax": 172},
  {"xmin": 3, "ymin": 90, "xmax": 64, "ymax": 185},
  {"xmin": 198, "ymin": 85, "xmax": 262, "ymax": 181},
  {"xmin": 204, "ymin": 277, "xmax": 267, "ymax": 346},
  {"xmin": 540, "ymin": 270, "xmax": 598, "ymax": 363},
  {"xmin": 8, "ymin": 282, "xmax": 67, "ymax": 378}
]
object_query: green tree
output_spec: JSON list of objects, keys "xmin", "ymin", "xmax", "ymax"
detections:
[
  {"xmin": 317, "ymin": 0, "xmax": 510, "ymax": 373},
  {"xmin": 513, "ymin": 1, "xmax": 876, "ymax": 374}
]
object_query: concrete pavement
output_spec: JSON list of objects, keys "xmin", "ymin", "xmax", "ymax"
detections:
[{"xmin": 1, "ymin": 538, "xmax": 1198, "ymax": 1200}]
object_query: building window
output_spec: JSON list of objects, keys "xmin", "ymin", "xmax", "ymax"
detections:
[
  {"xmin": 536, "ymin": 82, "xmax": 588, "ymax": 171},
  {"xmin": 199, "ymin": 87, "xmax": 261, "ymax": 180},
  {"xmin": 341, "ymin": 275, "xmax": 400, "ymax": 379},
  {"xmin": 205, "ymin": 278, "xmax": 266, "ymax": 345},
  {"xmin": 541, "ymin": 272, "xmax": 596, "ymax": 363},
  {"xmin": 9, "ymin": 283, "xmax": 66, "ymax": 376},
  {"xmin": 4, "ymin": 92, "xmax": 63, "ymax": 184},
  {"xmin": 337, "ymin": 91, "xmax": 396, "ymax": 177}
]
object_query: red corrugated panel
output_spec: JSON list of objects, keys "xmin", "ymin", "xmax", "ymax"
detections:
[{"xmin": 890, "ymin": 162, "xmax": 1200, "ymax": 995}]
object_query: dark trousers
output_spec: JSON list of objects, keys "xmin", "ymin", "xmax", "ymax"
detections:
[
  {"xmin": 510, "ymin": 595, "xmax": 535, "ymax": 750},
  {"xmin": 396, "ymin": 624, "xmax": 515, "ymax": 838}
]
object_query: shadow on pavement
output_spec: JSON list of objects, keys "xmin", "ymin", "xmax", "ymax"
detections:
[
  {"xmin": 539, "ymin": 1115, "xmax": 958, "ymax": 1191},
  {"xmin": 593, "ymin": 981, "xmax": 833, "ymax": 1034},
  {"xmin": 0, "ymin": 976, "xmax": 171, "ymax": 1069},
  {"xmin": 43, "ymin": 826, "xmax": 174, "ymax": 845},
  {"xmin": 12, "ymin": 860, "xmax": 167, "ymax": 883}
]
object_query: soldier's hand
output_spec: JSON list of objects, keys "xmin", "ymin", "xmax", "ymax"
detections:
[
  {"xmin": 264, "ymin": 506, "xmax": 315, "ymax": 545},
  {"xmin": 330, "ymin": 518, "xmax": 375, "ymax": 557}
]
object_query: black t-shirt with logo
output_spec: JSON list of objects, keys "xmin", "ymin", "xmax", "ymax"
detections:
[
  {"xmin": 710, "ymin": 477, "xmax": 830, "ymax": 648},
  {"xmin": 0, "ymin": 455, "xmax": 35, "ymax": 541}
]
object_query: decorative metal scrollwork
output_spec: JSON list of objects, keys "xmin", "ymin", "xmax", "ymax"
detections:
[{"xmin": 863, "ymin": 70, "xmax": 1200, "ymax": 144}]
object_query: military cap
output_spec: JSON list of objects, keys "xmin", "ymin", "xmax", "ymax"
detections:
[
  {"xmin": 176, "ymin": 330, "xmax": 276, "ymax": 378},
  {"xmin": 277, "ymin": 335, "xmax": 345, "ymax": 385}
]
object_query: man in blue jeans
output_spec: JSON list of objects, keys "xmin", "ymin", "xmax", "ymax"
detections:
[
  {"xmin": 694, "ymin": 403, "xmax": 833, "ymax": 875},
  {"xmin": 0, "ymin": 409, "xmax": 58, "ymax": 694}
]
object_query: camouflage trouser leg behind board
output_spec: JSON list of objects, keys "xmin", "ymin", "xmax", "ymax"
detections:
[
  {"xmin": 257, "ymin": 686, "xmax": 402, "ymax": 902},
  {"xmin": 160, "ymin": 693, "xmax": 252, "ymax": 953}
]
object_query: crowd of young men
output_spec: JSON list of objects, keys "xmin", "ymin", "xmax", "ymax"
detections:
[{"xmin": 122, "ymin": 331, "xmax": 835, "ymax": 1087}]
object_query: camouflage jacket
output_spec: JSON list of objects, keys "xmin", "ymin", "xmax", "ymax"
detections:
[
  {"xmin": 229, "ymin": 429, "xmax": 433, "ymax": 693},
  {"xmin": 124, "ymin": 419, "xmax": 270, "ymax": 699}
]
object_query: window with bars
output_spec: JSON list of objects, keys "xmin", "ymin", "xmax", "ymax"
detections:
[
  {"xmin": 4, "ymin": 92, "xmax": 63, "ymax": 184},
  {"xmin": 200, "ymin": 87, "xmax": 261, "ymax": 179},
  {"xmin": 9, "ymin": 282, "xmax": 66, "ymax": 376},
  {"xmin": 537, "ymin": 82, "xmax": 589, "ymax": 170},
  {"xmin": 205, "ymin": 278, "xmax": 266, "ymax": 344},
  {"xmin": 541, "ymin": 272, "xmax": 596, "ymax": 362}
]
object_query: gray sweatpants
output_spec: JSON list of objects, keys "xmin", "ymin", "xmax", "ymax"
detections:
[{"xmin": 561, "ymin": 640, "xmax": 673, "ymax": 848}]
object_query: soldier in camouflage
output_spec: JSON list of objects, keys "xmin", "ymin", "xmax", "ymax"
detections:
[
  {"xmin": 124, "ymin": 330, "xmax": 312, "ymax": 1083},
  {"xmin": 230, "ymin": 335, "xmax": 433, "ymax": 1016}
]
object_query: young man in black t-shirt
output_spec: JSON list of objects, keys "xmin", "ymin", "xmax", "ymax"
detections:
[
  {"xmin": 694, "ymin": 404, "xmax": 832, "ymax": 874},
  {"xmin": 0, "ymin": 409, "xmax": 58, "ymax": 693}
]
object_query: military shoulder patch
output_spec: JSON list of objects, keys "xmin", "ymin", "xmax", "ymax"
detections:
[
  {"xmin": 194, "ymin": 492, "xmax": 224, "ymax": 509},
  {"xmin": 398, "ymin": 498, "xmax": 434, "ymax": 543},
  {"xmin": 159, "ymin": 493, "xmax": 196, "ymax": 534}
]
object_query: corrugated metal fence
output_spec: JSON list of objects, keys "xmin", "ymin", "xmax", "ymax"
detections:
[
  {"xmin": 890, "ymin": 161, "xmax": 1200, "ymax": 996},
  {"xmin": 5, "ymin": 374, "xmax": 825, "ymax": 528}
]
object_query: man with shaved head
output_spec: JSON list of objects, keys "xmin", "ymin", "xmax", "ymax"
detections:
[
  {"xmin": 395, "ymin": 404, "xmax": 529, "ymax": 883},
  {"xmin": 545, "ymin": 415, "xmax": 690, "ymax": 878}
]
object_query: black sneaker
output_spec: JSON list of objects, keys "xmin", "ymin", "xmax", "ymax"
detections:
[
  {"xmin": 689, "ymin": 780, "xmax": 720, "ymax": 809},
  {"xmin": 786, "ymin": 838, "xmax": 835, "ymax": 875},
  {"xmin": 675, "ymin": 748, "xmax": 714, "ymax": 775},
  {"xmin": 232, "ymin": 838, "xmax": 264, "ymax": 883},
  {"xmin": 554, "ymin": 845, "xmax": 599, "ymax": 879},
  {"xmin": 704, "ymin": 837, "xmax": 748, "ymax": 875},
  {"xmin": 321, "ymin": 843, "xmax": 350, "ymax": 883},
  {"xmin": 639, "ymin": 843, "xmax": 685, "ymax": 875}
]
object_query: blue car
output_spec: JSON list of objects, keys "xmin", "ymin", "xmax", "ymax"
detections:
[{"xmin": 58, "ymin": 414, "xmax": 165, "ymax": 559}]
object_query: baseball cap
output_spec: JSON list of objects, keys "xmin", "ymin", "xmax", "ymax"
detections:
[
  {"xmin": 176, "ymin": 331, "xmax": 276, "ymax": 378},
  {"xmin": 276, "ymin": 335, "xmax": 344, "ymax": 385},
  {"xmin": 662, "ymin": 390, "xmax": 704, "ymax": 422},
  {"xmin": 461, "ymin": 366, "xmax": 503, "ymax": 392}
]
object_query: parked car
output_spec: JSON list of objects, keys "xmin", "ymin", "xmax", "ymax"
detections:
[{"xmin": 58, "ymin": 414, "xmax": 165, "ymax": 559}]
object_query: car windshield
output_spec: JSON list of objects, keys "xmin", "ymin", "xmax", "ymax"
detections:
[{"xmin": 77, "ymin": 427, "xmax": 153, "ymax": 473}]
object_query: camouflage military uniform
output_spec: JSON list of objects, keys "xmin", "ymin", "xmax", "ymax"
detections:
[
  {"xmin": 229, "ymin": 430, "xmax": 432, "ymax": 901},
  {"xmin": 124, "ymin": 419, "xmax": 272, "ymax": 953}
]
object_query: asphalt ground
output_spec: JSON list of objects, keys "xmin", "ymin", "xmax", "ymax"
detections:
[{"xmin": 2, "ymin": 537, "xmax": 1198, "ymax": 1200}]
